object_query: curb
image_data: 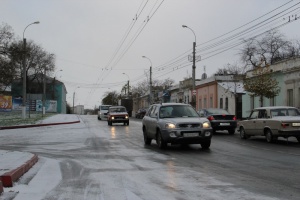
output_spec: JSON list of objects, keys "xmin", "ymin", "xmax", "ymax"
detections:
[
  {"xmin": 0, "ymin": 154, "xmax": 38, "ymax": 187},
  {"xmin": 0, "ymin": 120, "xmax": 80, "ymax": 130}
]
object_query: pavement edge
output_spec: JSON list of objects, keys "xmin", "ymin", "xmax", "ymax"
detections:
[
  {"xmin": 0, "ymin": 154, "xmax": 39, "ymax": 187},
  {"xmin": 0, "ymin": 120, "xmax": 80, "ymax": 130}
]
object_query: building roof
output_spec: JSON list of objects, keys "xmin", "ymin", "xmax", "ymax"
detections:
[{"xmin": 218, "ymin": 82, "xmax": 245, "ymax": 94}]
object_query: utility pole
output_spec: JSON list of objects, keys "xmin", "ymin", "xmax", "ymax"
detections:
[
  {"xmin": 127, "ymin": 80, "xmax": 130, "ymax": 98},
  {"xmin": 192, "ymin": 41, "xmax": 196, "ymax": 107},
  {"xmin": 43, "ymin": 67, "xmax": 46, "ymax": 115},
  {"xmin": 142, "ymin": 56, "xmax": 153, "ymax": 106},
  {"xmin": 22, "ymin": 38, "xmax": 27, "ymax": 118},
  {"xmin": 150, "ymin": 66, "xmax": 152, "ymax": 104}
]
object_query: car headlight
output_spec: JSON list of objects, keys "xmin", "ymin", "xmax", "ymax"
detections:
[
  {"xmin": 165, "ymin": 123, "xmax": 176, "ymax": 129},
  {"xmin": 111, "ymin": 116, "xmax": 115, "ymax": 120},
  {"xmin": 203, "ymin": 122, "xmax": 210, "ymax": 128},
  {"xmin": 125, "ymin": 115, "xmax": 129, "ymax": 119}
]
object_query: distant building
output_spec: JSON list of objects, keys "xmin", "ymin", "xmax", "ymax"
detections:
[{"xmin": 11, "ymin": 73, "xmax": 67, "ymax": 114}]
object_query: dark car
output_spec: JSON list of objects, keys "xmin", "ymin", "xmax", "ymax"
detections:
[
  {"xmin": 107, "ymin": 106, "xmax": 129, "ymax": 126},
  {"xmin": 135, "ymin": 108, "xmax": 148, "ymax": 119},
  {"xmin": 142, "ymin": 103, "xmax": 213, "ymax": 149},
  {"xmin": 198, "ymin": 108, "xmax": 237, "ymax": 134}
]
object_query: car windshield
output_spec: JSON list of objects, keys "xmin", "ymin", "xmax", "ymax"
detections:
[
  {"xmin": 271, "ymin": 108, "xmax": 300, "ymax": 117},
  {"xmin": 101, "ymin": 106, "xmax": 110, "ymax": 110},
  {"xmin": 110, "ymin": 107, "xmax": 126, "ymax": 113},
  {"xmin": 159, "ymin": 105, "xmax": 199, "ymax": 118}
]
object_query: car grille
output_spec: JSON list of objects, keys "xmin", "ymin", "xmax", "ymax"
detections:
[
  {"xmin": 178, "ymin": 123, "xmax": 201, "ymax": 128},
  {"xmin": 114, "ymin": 116, "xmax": 126, "ymax": 119}
]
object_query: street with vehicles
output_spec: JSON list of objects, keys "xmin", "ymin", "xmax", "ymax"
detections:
[{"xmin": 0, "ymin": 114, "xmax": 299, "ymax": 200}]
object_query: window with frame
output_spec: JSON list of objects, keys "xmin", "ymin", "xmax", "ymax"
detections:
[
  {"xmin": 225, "ymin": 97, "xmax": 228, "ymax": 110},
  {"xmin": 199, "ymin": 99, "xmax": 202, "ymax": 109},
  {"xmin": 287, "ymin": 89, "xmax": 293, "ymax": 106},
  {"xmin": 210, "ymin": 97, "xmax": 213, "ymax": 107},
  {"xmin": 204, "ymin": 98, "xmax": 207, "ymax": 108},
  {"xmin": 220, "ymin": 98, "xmax": 223, "ymax": 109}
]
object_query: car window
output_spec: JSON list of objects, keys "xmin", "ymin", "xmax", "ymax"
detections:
[
  {"xmin": 167, "ymin": 105, "xmax": 199, "ymax": 117},
  {"xmin": 206, "ymin": 108, "xmax": 229, "ymax": 115},
  {"xmin": 150, "ymin": 106, "xmax": 159, "ymax": 118},
  {"xmin": 271, "ymin": 108, "xmax": 300, "ymax": 117},
  {"xmin": 100, "ymin": 106, "xmax": 110, "ymax": 110},
  {"xmin": 159, "ymin": 106, "xmax": 172, "ymax": 118},
  {"xmin": 258, "ymin": 110, "xmax": 267, "ymax": 118},
  {"xmin": 249, "ymin": 110, "xmax": 259, "ymax": 119}
]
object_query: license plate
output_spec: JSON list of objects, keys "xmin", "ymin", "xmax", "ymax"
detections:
[
  {"xmin": 292, "ymin": 123, "xmax": 300, "ymax": 126},
  {"xmin": 220, "ymin": 123, "xmax": 230, "ymax": 126},
  {"xmin": 184, "ymin": 133, "xmax": 198, "ymax": 137}
]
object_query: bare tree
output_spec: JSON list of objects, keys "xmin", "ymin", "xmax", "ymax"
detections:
[
  {"xmin": 0, "ymin": 23, "xmax": 15, "ymax": 92},
  {"xmin": 102, "ymin": 90, "xmax": 119, "ymax": 105},
  {"xmin": 9, "ymin": 40, "xmax": 55, "ymax": 94},
  {"xmin": 215, "ymin": 62, "xmax": 245, "ymax": 75},
  {"xmin": 240, "ymin": 30, "xmax": 300, "ymax": 69},
  {"xmin": 243, "ymin": 65, "xmax": 280, "ymax": 106}
]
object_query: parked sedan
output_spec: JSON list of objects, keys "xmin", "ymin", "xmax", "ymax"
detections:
[
  {"xmin": 107, "ymin": 106, "xmax": 129, "ymax": 126},
  {"xmin": 238, "ymin": 106, "xmax": 300, "ymax": 143},
  {"xmin": 198, "ymin": 108, "xmax": 237, "ymax": 134},
  {"xmin": 142, "ymin": 103, "xmax": 213, "ymax": 149}
]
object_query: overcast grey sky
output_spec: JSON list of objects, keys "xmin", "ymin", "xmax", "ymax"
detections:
[{"xmin": 1, "ymin": 0, "xmax": 299, "ymax": 109}]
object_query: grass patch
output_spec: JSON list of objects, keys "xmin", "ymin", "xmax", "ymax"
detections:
[{"xmin": 0, "ymin": 111, "xmax": 55, "ymax": 127}]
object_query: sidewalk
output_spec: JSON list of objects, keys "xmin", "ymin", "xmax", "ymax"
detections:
[{"xmin": 0, "ymin": 114, "xmax": 81, "ymax": 195}]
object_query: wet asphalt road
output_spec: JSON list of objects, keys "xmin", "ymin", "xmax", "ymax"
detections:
[{"xmin": 1, "ymin": 115, "xmax": 300, "ymax": 200}]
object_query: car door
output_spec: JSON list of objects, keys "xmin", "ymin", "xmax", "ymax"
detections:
[
  {"xmin": 147, "ymin": 106, "xmax": 160, "ymax": 138},
  {"xmin": 242, "ymin": 110, "xmax": 259, "ymax": 135},
  {"xmin": 253, "ymin": 109, "xmax": 268, "ymax": 136}
]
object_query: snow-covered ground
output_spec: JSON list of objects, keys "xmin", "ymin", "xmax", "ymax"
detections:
[{"xmin": 0, "ymin": 114, "xmax": 80, "ymax": 200}]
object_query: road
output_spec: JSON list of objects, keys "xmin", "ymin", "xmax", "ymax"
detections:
[{"xmin": 1, "ymin": 115, "xmax": 300, "ymax": 200}]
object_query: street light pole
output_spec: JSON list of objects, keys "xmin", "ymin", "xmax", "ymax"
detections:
[
  {"xmin": 122, "ymin": 73, "xmax": 130, "ymax": 98},
  {"xmin": 22, "ymin": 21, "xmax": 40, "ymax": 119},
  {"xmin": 182, "ymin": 25, "xmax": 196, "ymax": 107},
  {"xmin": 73, "ymin": 86, "xmax": 80, "ymax": 114},
  {"xmin": 142, "ymin": 56, "xmax": 152, "ymax": 105}
]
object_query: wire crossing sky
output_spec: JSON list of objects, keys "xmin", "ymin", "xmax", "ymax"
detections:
[{"xmin": 1, "ymin": 0, "xmax": 299, "ymax": 109}]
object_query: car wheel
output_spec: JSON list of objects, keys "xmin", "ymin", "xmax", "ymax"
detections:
[
  {"xmin": 201, "ymin": 140, "xmax": 211, "ymax": 149},
  {"xmin": 98, "ymin": 116, "xmax": 100, "ymax": 120},
  {"xmin": 156, "ymin": 130, "xmax": 167, "ymax": 149},
  {"xmin": 266, "ymin": 129, "xmax": 274, "ymax": 143},
  {"xmin": 228, "ymin": 128, "xmax": 235, "ymax": 135},
  {"xmin": 240, "ymin": 127, "xmax": 249, "ymax": 139},
  {"xmin": 143, "ymin": 128, "xmax": 152, "ymax": 145},
  {"xmin": 107, "ymin": 121, "xmax": 110, "ymax": 126}
]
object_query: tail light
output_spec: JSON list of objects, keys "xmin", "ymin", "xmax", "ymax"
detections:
[
  {"xmin": 233, "ymin": 116, "xmax": 237, "ymax": 120},
  {"xmin": 281, "ymin": 123, "xmax": 289, "ymax": 128},
  {"xmin": 207, "ymin": 116, "xmax": 215, "ymax": 121}
]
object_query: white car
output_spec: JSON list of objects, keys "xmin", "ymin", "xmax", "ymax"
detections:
[
  {"xmin": 98, "ymin": 105, "xmax": 111, "ymax": 120},
  {"xmin": 238, "ymin": 106, "xmax": 300, "ymax": 143}
]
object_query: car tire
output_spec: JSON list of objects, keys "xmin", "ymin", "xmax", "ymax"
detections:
[
  {"xmin": 228, "ymin": 128, "xmax": 235, "ymax": 135},
  {"xmin": 156, "ymin": 130, "xmax": 167, "ymax": 149},
  {"xmin": 143, "ymin": 128, "xmax": 152, "ymax": 145},
  {"xmin": 201, "ymin": 140, "xmax": 211, "ymax": 149},
  {"xmin": 98, "ymin": 116, "xmax": 100, "ymax": 120},
  {"xmin": 266, "ymin": 129, "xmax": 274, "ymax": 143},
  {"xmin": 240, "ymin": 127, "xmax": 249, "ymax": 139},
  {"xmin": 107, "ymin": 121, "xmax": 110, "ymax": 126}
]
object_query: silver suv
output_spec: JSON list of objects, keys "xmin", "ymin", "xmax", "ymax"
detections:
[
  {"xmin": 142, "ymin": 103, "xmax": 212, "ymax": 149},
  {"xmin": 98, "ymin": 105, "xmax": 111, "ymax": 120}
]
